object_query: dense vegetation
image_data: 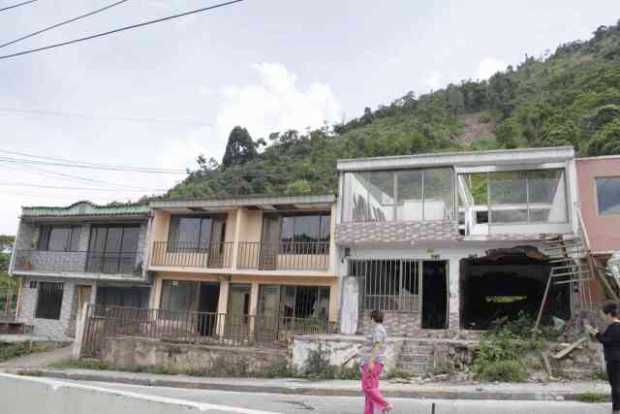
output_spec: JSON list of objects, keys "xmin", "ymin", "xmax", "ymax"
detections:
[
  {"xmin": 0, "ymin": 235, "xmax": 14, "ymax": 288},
  {"xmin": 168, "ymin": 21, "xmax": 620, "ymax": 199}
]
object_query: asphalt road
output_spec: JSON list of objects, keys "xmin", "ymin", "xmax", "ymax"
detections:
[{"xmin": 70, "ymin": 380, "xmax": 610, "ymax": 414}]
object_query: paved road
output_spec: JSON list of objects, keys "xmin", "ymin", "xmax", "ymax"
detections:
[{"xmin": 70, "ymin": 380, "xmax": 610, "ymax": 414}]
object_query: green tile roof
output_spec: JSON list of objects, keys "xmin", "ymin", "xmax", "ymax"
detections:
[{"xmin": 22, "ymin": 201, "xmax": 149, "ymax": 217}]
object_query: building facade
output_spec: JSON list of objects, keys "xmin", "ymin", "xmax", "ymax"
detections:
[
  {"xmin": 10, "ymin": 202, "xmax": 151, "ymax": 340},
  {"xmin": 335, "ymin": 146, "xmax": 582, "ymax": 335}
]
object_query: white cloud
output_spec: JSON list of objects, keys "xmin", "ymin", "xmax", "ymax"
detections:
[
  {"xmin": 476, "ymin": 57, "xmax": 508, "ymax": 80},
  {"xmin": 423, "ymin": 71, "xmax": 442, "ymax": 92},
  {"xmin": 215, "ymin": 63, "xmax": 342, "ymax": 143}
]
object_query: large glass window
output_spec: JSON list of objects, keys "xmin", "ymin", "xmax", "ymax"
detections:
[
  {"xmin": 258, "ymin": 285, "xmax": 330, "ymax": 320},
  {"xmin": 461, "ymin": 169, "xmax": 567, "ymax": 224},
  {"xmin": 596, "ymin": 177, "xmax": 620, "ymax": 216},
  {"xmin": 38, "ymin": 226, "xmax": 81, "ymax": 251},
  {"xmin": 87, "ymin": 225, "xmax": 140, "ymax": 274},
  {"xmin": 35, "ymin": 282, "xmax": 64, "ymax": 319},
  {"xmin": 96, "ymin": 287, "xmax": 150, "ymax": 309},
  {"xmin": 168, "ymin": 216, "xmax": 226, "ymax": 252},
  {"xmin": 343, "ymin": 168, "xmax": 455, "ymax": 222},
  {"xmin": 280, "ymin": 214, "xmax": 330, "ymax": 254},
  {"xmin": 160, "ymin": 280, "xmax": 200, "ymax": 313}
]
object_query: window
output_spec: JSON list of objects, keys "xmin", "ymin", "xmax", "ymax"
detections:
[
  {"xmin": 95, "ymin": 287, "xmax": 150, "ymax": 309},
  {"xmin": 87, "ymin": 225, "xmax": 140, "ymax": 274},
  {"xmin": 258, "ymin": 285, "xmax": 330, "ymax": 320},
  {"xmin": 160, "ymin": 280, "xmax": 199, "ymax": 313},
  {"xmin": 349, "ymin": 259, "xmax": 420, "ymax": 313},
  {"xmin": 461, "ymin": 169, "xmax": 567, "ymax": 224},
  {"xmin": 38, "ymin": 226, "xmax": 81, "ymax": 251},
  {"xmin": 167, "ymin": 216, "xmax": 225, "ymax": 252},
  {"xmin": 35, "ymin": 282, "xmax": 64, "ymax": 319},
  {"xmin": 280, "ymin": 214, "xmax": 330, "ymax": 254},
  {"xmin": 343, "ymin": 168, "xmax": 455, "ymax": 222},
  {"xmin": 597, "ymin": 177, "xmax": 620, "ymax": 216}
]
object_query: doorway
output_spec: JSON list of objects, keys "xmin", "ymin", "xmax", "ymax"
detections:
[
  {"xmin": 421, "ymin": 261, "xmax": 448, "ymax": 329},
  {"xmin": 198, "ymin": 283, "xmax": 220, "ymax": 336}
]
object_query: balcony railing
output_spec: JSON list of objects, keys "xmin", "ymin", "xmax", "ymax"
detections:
[
  {"xmin": 81, "ymin": 305, "xmax": 336, "ymax": 356},
  {"xmin": 13, "ymin": 250, "xmax": 142, "ymax": 276},
  {"xmin": 237, "ymin": 241, "xmax": 330, "ymax": 271},
  {"xmin": 150, "ymin": 241, "xmax": 233, "ymax": 269}
]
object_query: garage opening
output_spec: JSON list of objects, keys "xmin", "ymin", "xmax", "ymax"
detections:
[{"xmin": 460, "ymin": 246, "xmax": 571, "ymax": 330}]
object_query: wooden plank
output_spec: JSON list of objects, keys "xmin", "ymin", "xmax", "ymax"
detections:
[{"xmin": 552, "ymin": 336, "xmax": 588, "ymax": 360}]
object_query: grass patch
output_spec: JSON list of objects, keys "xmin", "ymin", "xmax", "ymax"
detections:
[
  {"xmin": 0, "ymin": 342, "xmax": 49, "ymax": 363},
  {"xmin": 48, "ymin": 359, "xmax": 110, "ymax": 370},
  {"xmin": 575, "ymin": 392, "xmax": 608, "ymax": 403},
  {"xmin": 475, "ymin": 360, "xmax": 528, "ymax": 382}
]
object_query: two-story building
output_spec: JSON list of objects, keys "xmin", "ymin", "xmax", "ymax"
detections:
[
  {"xmin": 10, "ymin": 201, "xmax": 150, "ymax": 339},
  {"xmin": 146, "ymin": 194, "xmax": 339, "ymax": 340},
  {"xmin": 336, "ymin": 146, "xmax": 582, "ymax": 335}
]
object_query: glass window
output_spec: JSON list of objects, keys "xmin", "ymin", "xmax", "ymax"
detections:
[
  {"xmin": 343, "ymin": 172, "xmax": 395, "ymax": 222},
  {"xmin": 35, "ymin": 282, "xmax": 64, "ymax": 319},
  {"xmin": 38, "ymin": 226, "xmax": 81, "ymax": 251},
  {"xmin": 160, "ymin": 280, "xmax": 199, "ymax": 313},
  {"xmin": 280, "ymin": 214, "xmax": 331, "ymax": 254},
  {"xmin": 423, "ymin": 168, "xmax": 455, "ymax": 221},
  {"xmin": 597, "ymin": 177, "xmax": 620, "ymax": 216},
  {"xmin": 257, "ymin": 285, "xmax": 330, "ymax": 320},
  {"xmin": 87, "ymin": 225, "xmax": 140, "ymax": 274},
  {"xmin": 168, "ymin": 216, "xmax": 222, "ymax": 252},
  {"xmin": 528, "ymin": 170, "xmax": 566, "ymax": 222},
  {"xmin": 489, "ymin": 171, "xmax": 528, "ymax": 223},
  {"xmin": 96, "ymin": 287, "xmax": 149, "ymax": 308},
  {"xmin": 396, "ymin": 170, "xmax": 423, "ymax": 221}
]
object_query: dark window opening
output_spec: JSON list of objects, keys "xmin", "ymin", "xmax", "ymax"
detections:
[
  {"xmin": 280, "ymin": 214, "xmax": 330, "ymax": 254},
  {"xmin": 167, "ymin": 215, "xmax": 226, "ymax": 253},
  {"xmin": 38, "ymin": 226, "xmax": 81, "ymax": 251},
  {"xmin": 258, "ymin": 285, "xmax": 330, "ymax": 320},
  {"xmin": 35, "ymin": 282, "xmax": 64, "ymax": 319},
  {"xmin": 95, "ymin": 286, "xmax": 149, "ymax": 309},
  {"xmin": 422, "ymin": 261, "xmax": 448, "ymax": 329}
]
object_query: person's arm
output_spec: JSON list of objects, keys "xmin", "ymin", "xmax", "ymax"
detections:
[
  {"xmin": 368, "ymin": 328, "xmax": 385, "ymax": 370},
  {"xmin": 596, "ymin": 327, "xmax": 615, "ymax": 344}
]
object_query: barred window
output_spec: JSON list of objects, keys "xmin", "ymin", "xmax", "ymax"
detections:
[{"xmin": 349, "ymin": 259, "xmax": 420, "ymax": 313}]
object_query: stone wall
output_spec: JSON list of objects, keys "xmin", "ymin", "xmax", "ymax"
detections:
[
  {"xmin": 358, "ymin": 310, "xmax": 421, "ymax": 337},
  {"xmin": 102, "ymin": 336, "xmax": 287, "ymax": 375}
]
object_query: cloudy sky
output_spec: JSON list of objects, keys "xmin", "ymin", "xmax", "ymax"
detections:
[{"xmin": 0, "ymin": 0, "xmax": 619, "ymax": 234}]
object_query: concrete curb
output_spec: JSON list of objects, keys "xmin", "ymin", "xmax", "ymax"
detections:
[{"xmin": 14, "ymin": 369, "xmax": 610, "ymax": 402}]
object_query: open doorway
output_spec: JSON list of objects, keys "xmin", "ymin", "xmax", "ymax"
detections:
[
  {"xmin": 422, "ymin": 261, "xmax": 448, "ymax": 329},
  {"xmin": 198, "ymin": 283, "xmax": 220, "ymax": 336},
  {"xmin": 460, "ymin": 247, "xmax": 571, "ymax": 330}
]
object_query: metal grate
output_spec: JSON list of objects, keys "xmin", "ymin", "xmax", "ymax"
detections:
[{"xmin": 349, "ymin": 259, "xmax": 421, "ymax": 313}]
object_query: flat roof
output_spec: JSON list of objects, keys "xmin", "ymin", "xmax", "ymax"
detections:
[
  {"xmin": 22, "ymin": 201, "xmax": 149, "ymax": 218},
  {"xmin": 150, "ymin": 194, "xmax": 336, "ymax": 210},
  {"xmin": 337, "ymin": 146, "xmax": 576, "ymax": 172}
]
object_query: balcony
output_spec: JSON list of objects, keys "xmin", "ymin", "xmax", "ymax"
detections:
[
  {"xmin": 151, "ymin": 241, "xmax": 233, "ymax": 269},
  {"xmin": 13, "ymin": 250, "xmax": 142, "ymax": 277},
  {"xmin": 237, "ymin": 241, "xmax": 330, "ymax": 271}
]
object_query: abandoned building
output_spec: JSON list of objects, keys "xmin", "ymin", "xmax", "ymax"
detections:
[
  {"xmin": 335, "ymin": 146, "xmax": 590, "ymax": 335},
  {"xmin": 9, "ymin": 202, "xmax": 150, "ymax": 339}
]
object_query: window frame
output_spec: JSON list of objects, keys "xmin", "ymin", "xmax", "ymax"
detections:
[
  {"xmin": 258, "ymin": 284, "xmax": 331, "ymax": 320},
  {"xmin": 279, "ymin": 213, "xmax": 331, "ymax": 255},
  {"xmin": 167, "ymin": 215, "xmax": 226, "ymax": 253},
  {"xmin": 595, "ymin": 176, "xmax": 620, "ymax": 217},
  {"xmin": 342, "ymin": 167, "xmax": 456, "ymax": 223},
  {"xmin": 37, "ymin": 225, "xmax": 81, "ymax": 252},
  {"xmin": 35, "ymin": 282, "xmax": 64, "ymax": 320}
]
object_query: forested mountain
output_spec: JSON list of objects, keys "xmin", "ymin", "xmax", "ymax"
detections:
[{"xmin": 167, "ymin": 21, "xmax": 620, "ymax": 199}]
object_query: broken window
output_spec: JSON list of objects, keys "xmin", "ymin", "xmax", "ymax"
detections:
[
  {"xmin": 35, "ymin": 282, "xmax": 64, "ymax": 320},
  {"xmin": 349, "ymin": 259, "xmax": 420, "ymax": 313}
]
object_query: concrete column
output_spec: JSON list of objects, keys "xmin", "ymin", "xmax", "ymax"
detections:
[
  {"xmin": 329, "ymin": 204, "xmax": 338, "ymax": 274},
  {"xmin": 248, "ymin": 282, "xmax": 260, "ymax": 337},
  {"xmin": 447, "ymin": 257, "xmax": 461, "ymax": 330},
  {"xmin": 231, "ymin": 208, "xmax": 244, "ymax": 270},
  {"xmin": 328, "ymin": 281, "xmax": 339, "ymax": 323},
  {"xmin": 216, "ymin": 278, "xmax": 230, "ymax": 337}
]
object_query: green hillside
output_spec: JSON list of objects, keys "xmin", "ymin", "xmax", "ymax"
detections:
[{"xmin": 168, "ymin": 21, "xmax": 620, "ymax": 199}]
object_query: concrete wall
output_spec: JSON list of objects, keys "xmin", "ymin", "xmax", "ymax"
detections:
[
  {"xmin": 0, "ymin": 374, "xmax": 274, "ymax": 414},
  {"xmin": 103, "ymin": 336, "xmax": 287, "ymax": 375},
  {"xmin": 577, "ymin": 157, "xmax": 620, "ymax": 253}
]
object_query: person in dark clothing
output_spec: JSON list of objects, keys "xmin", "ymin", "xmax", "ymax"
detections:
[{"xmin": 588, "ymin": 303, "xmax": 620, "ymax": 414}]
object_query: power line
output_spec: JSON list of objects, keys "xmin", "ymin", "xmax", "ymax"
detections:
[
  {"xmin": 0, "ymin": 0, "xmax": 37, "ymax": 14},
  {"xmin": 0, "ymin": 181, "xmax": 166, "ymax": 193},
  {"xmin": 0, "ymin": 149, "xmax": 188, "ymax": 174},
  {"xmin": 0, "ymin": 107, "xmax": 212, "ymax": 126},
  {"xmin": 0, "ymin": 0, "xmax": 131, "ymax": 49},
  {"xmin": 0, "ymin": 0, "xmax": 244, "ymax": 60}
]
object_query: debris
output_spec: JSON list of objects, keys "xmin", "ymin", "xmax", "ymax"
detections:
[
  {"xmin": 540, "ymin": 351, "xmax": 553, "ymax": 377},
  {"xmin": 552, "ymin": 336, "xmax": 588, "ymax": 360}
]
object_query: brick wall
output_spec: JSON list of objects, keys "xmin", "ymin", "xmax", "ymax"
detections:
[
  {"xmin": 336, "ymin": 220, "xmax": 459, "ymax": 246},
  {"xmin": 358, "ymin": 310, "xmax": 422, "ymax": 337}
]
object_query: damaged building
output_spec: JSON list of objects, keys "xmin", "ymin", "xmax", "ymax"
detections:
[{"xmin": 336, "ymin": 146, "xmax": 585, "ymax": 335}]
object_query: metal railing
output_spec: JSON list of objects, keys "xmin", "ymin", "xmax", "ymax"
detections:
[
  {"xmin": 13, "ymin": 250, "xmax": 142, "ymax": 276},
  {"xmin": 82, "ymin": 305, "xmax": 335, "ymax": 357},
  {"xmin": 151, "ymin": 241, "xmax": 233, "ymax": 268},
  {"xmin": 0, "ymin": 288, "xmax": 17, "ymax": 321},
  {"xmin": 237, "ymin": 241, "xmax": 330, "ymax": 271}
]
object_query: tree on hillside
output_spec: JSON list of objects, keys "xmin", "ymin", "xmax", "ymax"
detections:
[{"xmin": 222, "ymin": 127, "xmax": 258, "ymax": 168}]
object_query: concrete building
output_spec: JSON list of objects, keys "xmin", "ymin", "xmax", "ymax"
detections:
[
  {"xmin": 335, "ymin": 146, "xmax": 582, "ymax": 335},
  {"xmin": 146, "ymin": 194, "xmax": 339, "ymax": 340},
  {"xmin": 9, "ymin": 201, "xmax": 151, "ymax": 340}
]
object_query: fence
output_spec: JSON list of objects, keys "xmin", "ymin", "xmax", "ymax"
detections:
[
  {"xmin": 150, "ymin": 241, "xmax": 233, "ymax": 269},
  {"xmin": 0, "ymin": 288, "xmax": 17, "ymax": 321},
  {"xmin": 81, "ymin": 305, "xmax": 335, "ymax": 357},
  {"xmin": 237, "ymin": 241, "xmax": 330, "ymax": 270}
]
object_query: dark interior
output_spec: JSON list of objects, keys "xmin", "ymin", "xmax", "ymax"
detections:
[{"xmin": 422, "ymin": 261, "xmax": 448, "ymax": 329}]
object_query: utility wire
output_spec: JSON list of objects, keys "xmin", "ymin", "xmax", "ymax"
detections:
[
  {"xmin": 0, "ymin": 0, "xmax": 131, "ymax": 49},
  {"xmin": 0, "ymin": 107, "xmax": 212, "ymax": 126},
  {"xmin": 0, "ymin": 0, "xmax": 37, "ymax": 14},
  {"xmin": 0, "ymin": 149, "xmax": 187, "ymax": 174},
  {"xmin": 0, "ymin": 182, "xmax": 166, "ymax": 192},
  {"xmin": 0, "ymin": 0, "xmax": 244, "ymax": 60}
]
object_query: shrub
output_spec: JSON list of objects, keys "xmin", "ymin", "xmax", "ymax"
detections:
[
  {"xmin": 476, "ymin": 360, "xmax": 528, "ymax": 382},
  {"xmin": 478, "ymin": 112, "xmax": 493, "ymax": 123}
]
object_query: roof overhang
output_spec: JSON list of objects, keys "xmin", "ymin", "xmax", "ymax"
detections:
[
  {"xmin": 21, "ymin": 201, "xmax": 149, "ymax": 221},
  {"xmin": 337, "ymin": 146, "xmax": 575, "ymax": 172},
  {"xmin": 150, "ymin": 194, "xmax": 336, "ymax": 213}
]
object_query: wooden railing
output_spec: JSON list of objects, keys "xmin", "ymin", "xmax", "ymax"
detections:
[
  {"xmin": 237, "ymin": 241, "xmax": 330, "ymax": 271},
  {"xmin": 82, "ymin": 305, "xmax": 335, "ymax": 357},
  {"xmin": 151, "ymin": 241, "xmax": 233, "ymax": 269}
]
